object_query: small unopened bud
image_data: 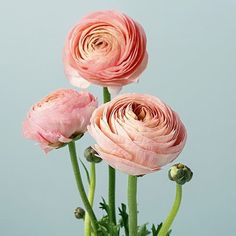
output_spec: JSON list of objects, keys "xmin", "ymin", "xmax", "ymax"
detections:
[
  {"xmin": 84, "ymin": 146, "xmax": 102, "ymax": 163},
  {"xmin": 74, "ymin": 207, "xmax": 85, "ymax": 219},
  {"xmin": 168, "ymin": 163, "xmax": 193, "ymax": 185}
]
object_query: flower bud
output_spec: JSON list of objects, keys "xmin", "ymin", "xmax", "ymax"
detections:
[
  {"xmin": 168, "ymin": 163, "xmax": 193, "ymax": 185},
  {"xmin": 84, "ymin": 146, "xmax": 102, "ymax": 163},
  {"xmin": 74, "ymin": 207, "xmax": 85, "ymax": 219}
]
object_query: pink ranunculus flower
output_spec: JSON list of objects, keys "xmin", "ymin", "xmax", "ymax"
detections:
[
  {"xmin": 63, "ymin": 10, "xmax": 148, "ymax": 95},
  {"xmin": 23, "ymin": 89, "xmax": 98, "ymax": 153},
  {"xmin": 88, "ymin": 94, "xmax": 187, "ymax": 176}
]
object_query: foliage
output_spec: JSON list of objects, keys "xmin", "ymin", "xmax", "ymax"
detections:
[{"xmin": 97, "ymin": 200, "xmax": 172, "ymax": 236}]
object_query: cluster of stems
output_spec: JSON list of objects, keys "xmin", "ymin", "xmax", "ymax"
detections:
[{"xmin": 68, "ymin": 87, "xmax": 184, "ymax": 236}]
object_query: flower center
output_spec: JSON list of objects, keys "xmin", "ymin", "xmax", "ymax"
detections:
[
  {"xmin": 92, "ymin": 38, "xmax": 108, "ymax": 50},
  {"xmin": 132, "ymin": 103, "xmax": 148, "ymax": 121}
]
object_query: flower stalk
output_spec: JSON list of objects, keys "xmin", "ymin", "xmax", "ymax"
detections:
[
  {"xmin": 103, "ymin": 87, "xmax": 117, "ymax": 226},
  {"xmin": 157, "ymin": 184, "xmax": 182, "ymax": 236},
  {"xmin": 68, "ymin": 141, "xmax": 98, "ymax": 235},
  {"xmin": 84, "ymin": 162, "xmax": 96, "ymax": 236},
  {"xmin": 128, "ymin": 175, "xmax": 138, "ymax": 236},
  {"xmin": 103, "ymin": 87, "xmax": 111, "ymax": 103}
]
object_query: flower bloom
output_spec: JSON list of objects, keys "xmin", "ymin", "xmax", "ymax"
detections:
[
  {"xmin": 23, "ymin": 89, "xmax": 97, "ymax": 153},
  {"xmin": 63, "ymin": 10, "xmax": 148, "ymax": 95},
  {"xmin": 88, "ymin": 94, "xmax": 187, "ymax": 176}
]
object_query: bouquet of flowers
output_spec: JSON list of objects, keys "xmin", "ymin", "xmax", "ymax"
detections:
[{"xmin": 22, "ymin": 10, "xmax": 192, "ymax": 236}]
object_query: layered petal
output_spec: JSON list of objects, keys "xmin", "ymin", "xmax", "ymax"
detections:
[
  {"xmin": 63, "ymin": 10, "xmax": 148, "ymax": 91},
  {"xmin": 88, "ymin": 93, "xmax": 187, "ymax": 176},
  {"xmin": 23, "ymin": 89, "xmax": 97, "ymax": 152}
]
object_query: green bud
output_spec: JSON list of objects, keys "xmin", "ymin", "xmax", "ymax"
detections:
[
  {"xmin": 84, "ymin": 146, "xmax": 102, "ymax": 163},
  {"xmin": 74, "ymin": 207, "xmax": 85, "ymax": 219},
  {"xmin": 168, "ymin": 163, "xmax": 193, "ymax": 185}
]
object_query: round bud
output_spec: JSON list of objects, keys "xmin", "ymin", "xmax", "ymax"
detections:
[
  {"xmin": 74, "ymin": 207, "xmax": 85, "ymax": 219},
  {"xmin": 168, "ymin": 163, "xmax": 193, "ymax": 185},
  {"xmin": 84, "ymin": 146, "xmax": 102, "ymax": 163}
]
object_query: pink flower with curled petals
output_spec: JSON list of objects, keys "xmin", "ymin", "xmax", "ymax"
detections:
[
  {"xmin": 63, "ymin": 10, "xmax": 148, "ymax": 95},
  {"xmin": 23, "ymin": 89, "xmax": 97, "ymax": 153},
  {"xmin": 88, "ymin": 93, "xmax": 187, "ymax": 176}
]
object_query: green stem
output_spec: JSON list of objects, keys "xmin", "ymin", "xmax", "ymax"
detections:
[
  {"xmin": 103, "ymin": 87, "xmax": 111, "ymax": 103},
  {"xmin": 128, "ymin": 175, "xmax": 138, "ymax": 236},
  {"xmin": 108, "ymin": 167, "xmax": 116, "ymax": 225},
  {"xmin": 158, "ymin": 184, "xmax": 182, "ymax": 236},
  {"xmin": 103, "ymin": 87, "xmax": 116, "ymax": 226},
  {"xmin": 68, "ymin": 142, "xmax": 98, "ymax": 235},
  {"xmin": 84, "ymin": 163, "xmax": 96, "ymax": 236}
]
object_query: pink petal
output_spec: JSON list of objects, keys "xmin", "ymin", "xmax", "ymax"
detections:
[{"xmin": 95, "ymin": 145, "xmax": 160, "ymax": 176}]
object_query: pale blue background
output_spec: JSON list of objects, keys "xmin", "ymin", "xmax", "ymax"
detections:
[{"xmin": 1, "ymin": 0, "xmax": 235, "ymax": 235}]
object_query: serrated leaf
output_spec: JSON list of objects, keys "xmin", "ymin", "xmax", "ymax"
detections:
[
  {"xmin": 138, "ymin": 223, "xmax": 150, "ymax": 236},
  {"xmin": 151, "ymin": 224, "xmax": 157, "ymax": 235},
  {"xmin": 98, "ymin": 198, "xmax": 120, "ymax": 236},
  {"xmin": 99, "ymin": 198, "xmax": 110, "ymax": 216},
  {"xmin": 167, "ymin": 229, "xmax": 172, "ymax": 236},
  {"xmin": 151, "ymin": 223, "xmax": 162, "ymax": 235},
  {"xmin": 97, "ymin": 223, "xmax": 109, "ymax": 236},
  {"xmin": 79, "ymin": 159, "xmax": 90, "ymax": 184},
  {"xmin": 97, "ymin": 215, "xmax": 109, "ymax": 236},
  {"xmin": 98, "ymin": 216, "xmax": 119, "ymax": 236},
  {"xmin": 118, "ymin": 203, "xmax": 129, "ymax": 235},
  {"xmin": 152, "ymin": 223, "xmax": 172, "ymax": 236}
]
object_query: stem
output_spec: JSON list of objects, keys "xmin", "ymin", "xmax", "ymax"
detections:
[
  {"xmin": 158, "ymin": 184, "xmax": 182, "ymax": 236},
  {"xmin": 103, "ymin": 87, "xmax": 111, "ymax": 103},
  {"xmin": 128, "ymin": 175, "xmax": 138, "ymax": 236},
  {"xmin": 108, "ymin": 167, "xmax": 116, "ymax": 224},
  {"xmin": 68, "ymin": 142, "xmax": 98, "ymax": 235},
  {"xmin": 103, "ymin": 87, "xmax": 116, "ymax": 225},
  {"xmin": 84, "ymin": 163, "xmax": 96, "ymax": 236}
]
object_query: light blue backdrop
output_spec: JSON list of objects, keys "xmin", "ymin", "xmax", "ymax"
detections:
[{"xmin": 1, "ymin": 0, "xmax": 235, "ymax": 235}]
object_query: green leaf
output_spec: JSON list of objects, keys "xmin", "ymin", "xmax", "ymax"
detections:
[
  {"xmin": 118, "ymin": 203, "xmax": 129, "ymax": 235},
  {"xmin": 138, "ymin": 223, "xmax": 150, "ymax": 236},
  {"xmin": 98, "ymin": 215, "xmax": 109, "ymax": 235},
  {"xmin": 98, "ymin": 198, "xmax": 120, "ymax": 236},
  {"xmin": 98, "ymin": 215, "xmax": 119, "ymax": 236},
  {"xmin": 97, "ymin": 222, "xmax": 109, "ymax": 236},
  {"xmin": 151, "ymin": 223, "xmax": 172, "ymax": 236},
  {"xmin": 151, "ymin": 223, "xmax": 162, "ymax": 235},
  {"xmin": 79, "ymin": 159, "xmax": 90, "ymax": 184},
  {"xmin": 99, "ymin": 198, "xmax": 110, "ymax": 216}
]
